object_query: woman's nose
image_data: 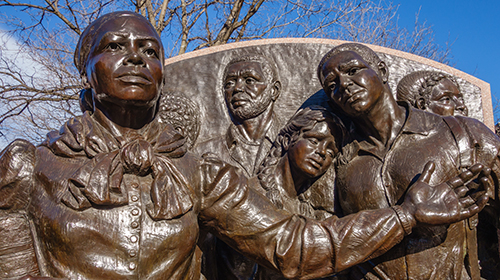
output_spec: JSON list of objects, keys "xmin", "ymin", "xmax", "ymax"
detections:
[
  {"xmin": 316, "ymin": 142, "xmax": 327, "ymax": 158},
  {"xmin": 125, "ymin": 52, "xmax": 145, "ymax": 66}
]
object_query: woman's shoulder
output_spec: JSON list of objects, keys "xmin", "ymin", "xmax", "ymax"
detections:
[{"xmin": 0, "ymin": 139, "xmax": 37, "ymax": 210}]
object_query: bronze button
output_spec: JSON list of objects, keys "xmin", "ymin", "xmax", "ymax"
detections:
[
  {"xmin": 129, "ymin": 262, "xmax": 136, "ymax": 270},
  {"xmin": 130, "ymin": 235, "xmax": 138, "ymax": 243},
  {"xmin": 131, "ymin": 208, "xmax": 140, "ymax": 216},
  {"xmin": 131, "ymin": 221, "xmax": 139, "ymax": 228},
  {"xmin": 131, "ymin": 183, "xmax": 139, "ymax": 189},
  {"xmin": 131, "ymin": 195, "xmax": 139, "ymax": 202}
]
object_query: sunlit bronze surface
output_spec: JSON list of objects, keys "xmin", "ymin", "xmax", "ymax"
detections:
[
  {"xmin": 397, "ymin": 70, "xmax": 468, "ymax": 116},
  {"xmin": 194, "ymin": 55, "xmax": 282, "ymax": 177},
  {"xmin": 255, "ymin": 106, "xmax": 346, "ymax": 280},
  {"xmin": 0, "ymin": 12, "xmax": 492, "ymax": 280},
  {"xmin": 194, "ymin": 55, "xmax": 282, "ymax": 280},
  {"xmin": 397, "ymin": 70, "xmax": 498, "ymax": 279},
  {"xmin": 319, "ymin": 43, "xmax": 500, "ymax": 280}
]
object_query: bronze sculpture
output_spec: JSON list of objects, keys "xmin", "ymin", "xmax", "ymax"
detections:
[
  {"xmin": 194, "ymin": 54, "xmax": 282, "ymax": 280},
  {"xmin": 157, "ymin": 92, "xmax": 201, "ymax": 149},
  {"xmin": 396, "ymin": 70, "xmax": 468, "ymax": 116},
  {"xmin": 258, "ymin": 106, "xmax": 345, "ymax": 218},
  {"xmin": 194, "ymin": 55, "xmax": 282, "ymax": 177},
  {"xmin": 0, "ymin": 11, "xmax": 492, "ymax": 280},
  {"xmin": 397, "ymin": 70, "xmax": 497, "ymax": 279},
  {"xmin": 255, "ymin": 106, "xmax": 346, "ymax": 280},
  {"xmin": 318, "ymin": 43, "xmax": 499, "ymax": 279}
]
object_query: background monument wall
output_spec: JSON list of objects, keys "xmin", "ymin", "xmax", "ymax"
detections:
[{"xmin": 162, "ymin": 38, "xmax": 492, "ymax": 145}]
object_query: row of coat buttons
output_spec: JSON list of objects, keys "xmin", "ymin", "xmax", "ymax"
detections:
[{"xmin": 129, "ymin": 181, "xmax": 141, "ymax": 270}]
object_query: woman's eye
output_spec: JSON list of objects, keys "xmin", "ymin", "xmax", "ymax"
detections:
[
  {"xmin": 145, "ymin": 48, "xmax": 158, "ymax": 57},
  {"xmin": 105, "ymin": 43, "xmax": 121, "ymax": 51},
  {"xmin": 246, "ymin": 78, "xmax": 256, "ymax": 84},
  {"xmin": 307, "ymin": 138, "xmax": 318, "ymax": 145},
  {"xmin": 224, "ymin": 80, "xmax": 235, "ymax": 88}
]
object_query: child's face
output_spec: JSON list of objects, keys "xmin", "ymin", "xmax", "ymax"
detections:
[{"xmin": 288, "ymin": 120, "xmax": 338, "ymax": 180}]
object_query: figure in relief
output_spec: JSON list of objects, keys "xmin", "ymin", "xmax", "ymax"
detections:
[
  {"xmin": 397, "ymin": 70, "xmax": 498, "ymax": 279},
  {"xmin": 318, "ymin": 42, "xmax": 500, "ymax": 279},
  {"xmin": 396, "ymin": 70, "xmax": 468, "ymax": 116},
  {"xmin": 258, "ymin": 106, "xmax": 345, "ymax": 219},
  {"xmin": 194, "ymin": 54, "xmax": 282, "ymax": 177},
  {"xmin": 194, "ymin": 54, "xmax": 282, "ymax": 280},
  {"xmin": 0, "ymin": 12, "xmax": 491, "ymax": 280},
  {"xmin": 158, "ymin": 92, "xmax": 201, "ymax": 149}
]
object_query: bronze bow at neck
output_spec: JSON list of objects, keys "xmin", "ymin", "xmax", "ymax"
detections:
[{"xmin": 42, "ymin": 111, "xmax": 194, "ymax": 220}]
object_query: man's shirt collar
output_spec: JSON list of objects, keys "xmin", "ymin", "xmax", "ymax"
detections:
[
  {"xmin": 225, "ymin": 113, "xmax": 280, "ymax": 148},
  {"xmin": 343, "ymin": 101, "xmax": 439, "ymax": 162}
]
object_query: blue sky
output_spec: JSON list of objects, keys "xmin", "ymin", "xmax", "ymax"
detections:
[{"xmin": 396, "ymin": 0, "xmax": 500, "ymax": 122}]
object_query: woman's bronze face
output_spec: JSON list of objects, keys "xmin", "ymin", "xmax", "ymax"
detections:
[
  {"xmin": 85, "ymin": 15, "xmax": 163, "ymax": 107},
  {"xmin": 288, "ymin": 121, "xmax": 338, "ymax": 180}
]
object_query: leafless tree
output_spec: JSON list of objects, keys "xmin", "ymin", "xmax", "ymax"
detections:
[{"xmin": 0, "ymin": 0, "xmax": 451, "ymax": 148}]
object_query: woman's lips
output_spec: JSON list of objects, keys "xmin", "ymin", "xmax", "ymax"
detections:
[
  {"xmin": 306, "ymin": 158, "xmax": 323, "ymax": 169},
  {"xmin": 117, "ymin": 75, "xmax": 152, "ymax": 85}
]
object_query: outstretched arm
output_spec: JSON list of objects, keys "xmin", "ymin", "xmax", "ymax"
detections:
[{"xmin": 199, "ymin": 158, "xmax": 488, "ymax": 279}]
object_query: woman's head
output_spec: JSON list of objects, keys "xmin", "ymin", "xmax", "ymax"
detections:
[
  {"xmin": 279, "ymin": 106, "xmax": 346, "ymax": 179},
  {"xmin": 397, "ymin": 70, "xmax": 467, "ymax": 116},
  {"xmin": 74, "ymin": 11, "xmax": 165, "ymax": 112},
  {"xmin": 260, "ymin": 106, "xmax": 346, "ymax": 180},
  {"xmin": 258, "ymin": 106, "xmax": 346, "ymax": 208}
]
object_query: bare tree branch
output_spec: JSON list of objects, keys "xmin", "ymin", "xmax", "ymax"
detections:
[{"xmin": 0, "ymin": 0, "xmax": 453, "ymax": 147}]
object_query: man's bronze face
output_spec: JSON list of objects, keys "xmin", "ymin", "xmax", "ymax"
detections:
[
  {"xmin": 321, "ymin": 51, "xmax": 385, "ymax": 117},
  {"xmin": 425, "ymin": 78, "xmax": 467, "ymax": 116},
  {"xmin": 223, "ymin": 61, "xmax": 273, "ymax": 121},
  {"xmin": 85, "ymin": 15, "xmax": 163, "ymax": 108},
  {"xmin": 288, "ymin": 121, "xmax": 338, "ymax": 182}
]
